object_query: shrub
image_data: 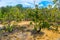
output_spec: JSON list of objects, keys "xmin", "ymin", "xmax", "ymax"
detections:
[
  {"xmin": 42, "ymin": 21, "xmax": 50, "ymax": 28},
  {"xmin": 5, "ymin": 24, "xmax": 14, "ymax": 32}
]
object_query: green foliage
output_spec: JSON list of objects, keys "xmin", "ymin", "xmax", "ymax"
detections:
[
  {"xmin": 30, "ymin": 21, "xmax": 33, "ymax": 25},
  {"xmin": 53, "ymin": 0, "xmax": 57, "ymax": 4},
  {"xmin": 41, "ymin": 21, "xmax": 50, "ymax": 28},
  {"xmin": 5, "ymin": 24, "xmax": 14, "ymax": 32}
]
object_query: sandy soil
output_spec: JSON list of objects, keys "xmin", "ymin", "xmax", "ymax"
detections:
[{"xmin": 0, "ymin": 21, "xmax": 60, "ymax": 40}]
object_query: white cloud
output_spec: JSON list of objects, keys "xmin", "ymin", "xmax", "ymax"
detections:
[
  {"xmin": 0, "ymin": 0, "xmax": 53, "ymax": 7},
  {"xmin": 39, "ymin": 4, "xmax": 44, "ymax": 6},
  {"xmin": 20, "ymin": 0, "xmax": 53, "ymax": 7}
]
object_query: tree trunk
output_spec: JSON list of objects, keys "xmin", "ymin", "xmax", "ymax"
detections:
[
  {"xmin": 37, "ymin": 27, "xmax": 41, "ymax": 33},
  {"xmin": 55, "ymin": 26, "xmax": 58, "ymax": 31}
]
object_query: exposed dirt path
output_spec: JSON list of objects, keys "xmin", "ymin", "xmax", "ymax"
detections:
[{"xmin": 17, "ymin": 21, "xmax": 31, "ymax": 26}]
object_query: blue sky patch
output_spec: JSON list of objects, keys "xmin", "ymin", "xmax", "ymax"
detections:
[{"xmin": 0, "ymin": 0, "xmax": 53, "ymax": 7}]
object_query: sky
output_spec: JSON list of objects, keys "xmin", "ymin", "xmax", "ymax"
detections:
[{"xmin": 0, "ymin": 0, "xmax": 54, "ymax": 7}]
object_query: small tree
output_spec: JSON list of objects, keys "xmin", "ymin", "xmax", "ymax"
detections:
[{"xmin": 28, "ymin": 4, "xmax": 50, "ymax": 33}]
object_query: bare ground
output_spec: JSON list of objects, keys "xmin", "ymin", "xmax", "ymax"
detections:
[{"xmin": 0, "ymin": 21, "xmax": 60, "ymax": 40}]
